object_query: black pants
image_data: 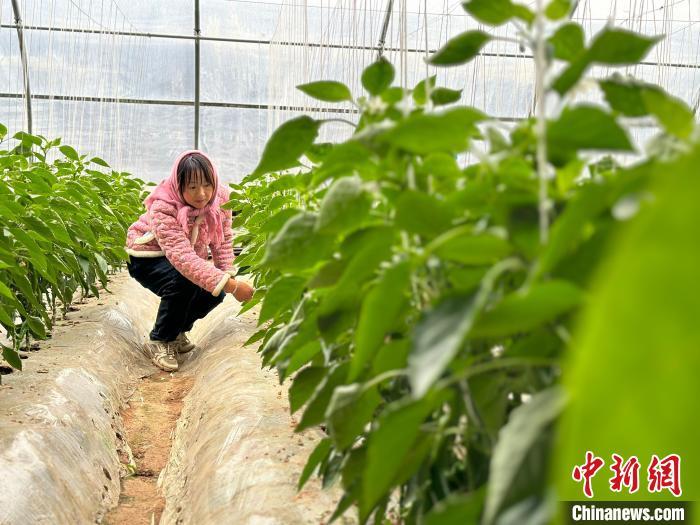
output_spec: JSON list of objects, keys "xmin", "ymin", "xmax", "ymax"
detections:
[{"xmin": 126, "ymin": 255, "xmax": 225, "ymax": 342}]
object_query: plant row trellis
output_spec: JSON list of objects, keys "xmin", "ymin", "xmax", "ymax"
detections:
[
  {"xmin": 0, "ymin": 124, "xmax": 146, "ymax": 371},
  {"xmin": 227, "ymin": 0, "xmax": 697, "ymax": 522}
]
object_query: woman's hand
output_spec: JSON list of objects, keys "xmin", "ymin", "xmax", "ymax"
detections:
[{"xmin": 224, "ymin": 277, "xmax": 254, "ymax": 302}]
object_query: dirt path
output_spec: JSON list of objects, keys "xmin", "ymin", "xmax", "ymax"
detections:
[{"xmin": 104, "ymin": 371, "xmax": 194, "ymax": 525}]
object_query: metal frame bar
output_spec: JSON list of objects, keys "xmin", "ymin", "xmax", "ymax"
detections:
[
  {"xmin": 0, "ymin": 92, "xmax": 358, "ymax": 113},
  {"xmin": 9, "ymin": 2, "xmax": 33, "ymax": 134},
  {"xmin": 194, "ymin": 0, "xmax": 201, "ymax": 148},
  {"xmin": 3, "ymin": 23, "xmax": 699, "ymax": 70},
  {"xmin": 376, "ymin": 0, "xmax": 394, "ymax": 60},
  {"xmin": 0, "ymin": 93, "xmax": 664, "ymax": 128}
]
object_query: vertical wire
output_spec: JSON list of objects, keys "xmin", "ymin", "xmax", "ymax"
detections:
[
  {"xmin": 95, "ymin": 0, "xmax": 107, "ymax": 161},
  {"xmin": 76, "ymin": 0, "xmax": 94, "ymax": 154}
]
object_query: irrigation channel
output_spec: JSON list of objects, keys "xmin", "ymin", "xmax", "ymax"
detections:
[{"xmin": 0, "ymin": 271, "xmax": 354, "ymax": 524}]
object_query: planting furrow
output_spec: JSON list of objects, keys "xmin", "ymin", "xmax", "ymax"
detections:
[{"xmin": 103, "ymin": 372, "xmax": 194, "ymax": 525}]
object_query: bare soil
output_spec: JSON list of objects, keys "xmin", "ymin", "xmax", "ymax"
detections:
[{"xmin": 103, "ymin": 371, "xmax": 193, "ymax": 525}]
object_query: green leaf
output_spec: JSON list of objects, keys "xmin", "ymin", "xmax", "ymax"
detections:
[
  {"xmin": 408, "ymin": 296, "xmax": 476, "ymax": 397},
  {"xmin": 59, "ymin": 145, "xmax": 80, "ymax": 161},
  {"xmin": 361, "ymin": 58, "xmax": 395, "ymax": 95},
  {"xmin": 360, "ymin": 392, "xmax": 446, "ymax": 520},
  {"xmin": 0, "ymin": 280, "xmax": 16, "ymax": 301},
  {"xmin": 556, "ymin": 144, "xmax": 700, "ymax": 502},
  {"xmin": 395, "ymin": 191, "xmax": 454, "ymax": 238},
  {"xmin": 471, "ymin": 280, "xmax": 583, "ymax": 339},
  {"xmin": 237, "ymin": 287, "xmax": 265, "ymax": 316},
  {"xmin": 429, "ymin": 227, "xmax": 511, "ymax": 265},
  {"xmin": 305, "ymin": 142, "xmax": 333, "ymax": 164},
  {"xmin": 408, "ymin": 259, "xmax": 520, "ymax": 397},
  {"xmin": 296, "ymin": 363, "xmax": 350, "ymax": 431},
  {"xmin": 326, "ymin": 383, "xmax": 382, "ymax": 449},
  {"xmin": 14, "ymin": 131, "xmax": 42, "ymax": 147},
  {"xmin": 382, "ymin": 107, "xmax": 486, "ymax": 154},
  {"xmin": 312, "ymin": 141, "xmax": 373, "ymax": 187},
  {"xmin": 552, "ymin": 28, "xmax": 660, "ymax": 95},
  {"xmin": 89, "ymin": 156, "xmax": 110, "ymax": 167},
  {"xmin": 599, "ymin": 76, "xmax": 649, "ymax": 117},
  {"xmin": 258, "ymin": 276, "xmax": 307, "ymax": 324},
  {"xmin": 0, "ymin": 304, "xmax": 15, "ymax": 328},
  {"xmin": 537, "ymin": 181, "xmax": 612, "ymax": 277},
  {"xmin": 259, "ymin": 207, "xmax": 301, "ymax": 235},
  {"xmin": 308, "ymin": 258, "xmax": 347, "ymax": 289},
  {"xmin": 298, "ymin": 438, "xmax": 332, "ymax": 490},
  {"xmin": 350, "ymin": 261, "xmax": 412, "ymax": 381},
  {"xmin": 428, "ymin": 30, "xmax": 491, "ymax": 66},
  {"xmin": 587, "ymin": 28, "xmax": 660, "ymax": 64},
  {"xmin": 316, "ymin": 176, "xmax": 372, "ymax": 236},
  {"xmin": 545, "ymin": 0, "xmax": 572, "ymax": 20},
  {"xmin": 642, "ymin": 88, "xmax": 695, "ymax": 139},
  {"xmin": 463, "ymin": 0, "xmax": 534, "ymax": 26},
  {"xmin": 26, "ymin": 315, "xmax": 46, "ymax": 338},
  {"xmin": 424, "ymin": 490, "xmax": 485, "ymax": 525},
  {"xmin": 243, "ymin": 327, "xmax": 268, "ymax": 346},
  {"xmin": 297, "ymin": 80, "xmax": 353, "ymax": 103},
  {"xmin": 317, "ymin": 227, "xmax": 397, "ymax": 331},
  {"xmin": 371, "ymin": 339, "xmax": 411, "ymax": 376},
  {"xmin": 289, "ymin": 366, "xmax": 326, "ymax": 414},
  {"xmin": 9, "ymin": 227, "xmax": 48, "ymax": 273},
  {"xmin": 2, "ymin": 345, "xmax": 22, "ymax": 370},
  {"xmin": 547, "ymin": 105, "xmax": 633, "ymax": 165},
  {"xmin": 0, "ymin": 123, "xmax": 7, "ymax": 141},
  {"xmin": 447, "ymin": 267, "xmax": 489, "ymax": 293},
  {"xmin": 412, "ymin": 76, "xmax": 436, "ymax": 105},
  {"xmin": 483, "ymin": 388, "xmax": 565, "ymax": 525},
  {"xmin": 262, "ymin": 212, "xmax": 335, "ymax": 272},
  {"xmin": 280, "ymin": 340, "xmax": 322, "ymax": 380},
  {"xmin": 430, "ymin": 87, "xmax": 463, "ymax": 106},
  {"xmin": 548, "ymin": 23, "xmax": 585, "ymax": 62},
  {"xmin": 381, "ymin": 87, "xmax": 405, "ymax": 103},
  {"xmin": 252, "ymin": 116, "xmax": 321, "ymax": 176}
]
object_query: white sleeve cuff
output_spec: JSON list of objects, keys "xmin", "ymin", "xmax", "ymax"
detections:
[{"xmin": 212, "ymin": 273, "xmax": 230, "ymax": 296}]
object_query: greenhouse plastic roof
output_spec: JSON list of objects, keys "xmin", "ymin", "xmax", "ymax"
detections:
[{"xmin": 1, "ymin": 0, "xmax": 698, "ymax": 182}]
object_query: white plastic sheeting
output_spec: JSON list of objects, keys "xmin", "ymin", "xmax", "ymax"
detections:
[
  {"xmin": 0, "ymin": 276, "xmax": 153, "ymax": 524},
  {"xmin": 1, "ymin": 0, "xmax": 699, "ymax": 182},
  {"xmin": 0, "ymin": 272, "xmax": 350, "ymax": 524},
  {"xmin": 159, "ymin": 298, "xmax": 354, "ymax": 524}
]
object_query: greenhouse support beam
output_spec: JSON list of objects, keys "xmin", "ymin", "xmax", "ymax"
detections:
[
  {"xmin": 10, "ymin": 0, "xmax": 33, "ymax": 134},
  {"xmin": 194, "ymin": 0, "xmax": 201, "ymax": 149},
  {"xmin": 3, "ymin": 24, "xmax": 700, "ymax": 71},
  {"xmin": 377, "ymin": 0, "xmax": 394, "ymax": 60},
  {"xmin": 0, "ymin": 92, "xmax": 664, "ymax": 127}
]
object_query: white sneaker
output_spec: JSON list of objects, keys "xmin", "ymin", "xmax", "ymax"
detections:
[
  {"xmin": 146, "ymin": 339, "xmax": 178, "ymax": 372},
  {"xmin": 174, "ymin": 332, "xmax": 196, "ymax": 354}
]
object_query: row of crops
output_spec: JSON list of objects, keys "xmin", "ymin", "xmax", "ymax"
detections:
[
  {"xmin": 229, "ymin": 1, "xmax": 698, "ymax": 523},
  {"xmin": 0, "ymin": 125, "xmax": 146, "ymax": 370}
]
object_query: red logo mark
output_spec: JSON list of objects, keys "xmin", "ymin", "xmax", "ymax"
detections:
[
  {"xmin": 609, "ymin": 454, "xmax": 640, "ymax": 493},
  {"xmin": 648, "ymin": 454, "xmax": 682, "ymax": 497},
  {"xmin": 572, "ymin": 451, "xmax": 606, "ymax": 498}
]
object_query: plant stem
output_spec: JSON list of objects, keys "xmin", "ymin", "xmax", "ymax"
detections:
[
  {"xmin": 438, "ymin": 357, "xmax": 559, "ymax": 389},
  {"xmin": 322, "ymin": 118, "xmax": 357, "ymax": 128},
  {"xmin": 534, "ymin": 0, "xmax": 550, "ymax": 244}
]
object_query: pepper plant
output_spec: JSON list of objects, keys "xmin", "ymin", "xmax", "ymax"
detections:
[
  {"xmin": 226, "ymin": 1, "xmax": 696, "ymax": 521},
  {"xmin": 0, "ymin": 126, "xmax": 147, "ymax": 371}
]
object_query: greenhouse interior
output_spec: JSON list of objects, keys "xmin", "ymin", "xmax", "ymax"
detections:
[{"xmin": 0, "ymin": 0, "xmax": 698, "ymax": 523}]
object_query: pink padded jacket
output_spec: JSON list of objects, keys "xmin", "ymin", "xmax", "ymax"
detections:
[{"xmin": 125, "ymin": 184, "xmax": 235, "ymax": 297}]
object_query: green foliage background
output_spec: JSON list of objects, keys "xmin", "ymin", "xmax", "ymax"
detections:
[
  {"xmin": 227, "ymin": 0, "xmax": 698, "ymax": 522},
  {"xmin": 0, "ymin": 125, "xmax": 146, "ymax": 369}
]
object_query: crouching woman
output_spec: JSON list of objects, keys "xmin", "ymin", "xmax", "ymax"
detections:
[{"xmin": 124, "ymin": 150, "xmax": 254, "ymax": 372}]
